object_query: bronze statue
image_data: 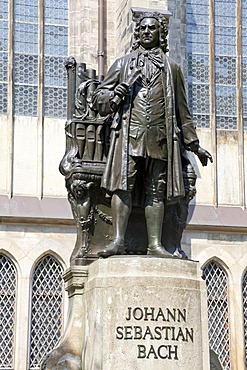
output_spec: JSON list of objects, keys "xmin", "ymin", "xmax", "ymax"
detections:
[
  {"xmin": 41, "ymin": 10, "xmax": 215, "ymax": 369},
  {"xmin": 92, "ymin": 8, "xmax": 213, "ymax": 258}
]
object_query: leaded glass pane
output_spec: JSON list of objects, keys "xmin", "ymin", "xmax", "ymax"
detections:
[
  {"xmin": 0, "ymin": 82, "xmax": 8, "ymax": 115},
  {"xmin": 243, "ymin": 87, "xmax": 247, "ymax": 131},
  {"xmin": 13, "ymin": 1, "xmax": 38, "ymax": 116},
  {"xmin": 215, "ymin": 28, "xmax": 236, "ymax": 57},
  {"xmin": 215, "ymin": 57, "xmax": 236, "ymax": 85},
  {"xmin": 203, "ymin": 261, "xmax": 231, "ymax": 369},
  {"xmin": 214, "ymin": 2, "xmax": 236, "ymax": 27},
  {"xmin": 188, "ymin": 54, "xmax": 209, "ymax": 84},
  {"xmin": 215, "ymin": 0, "xmax": 237, "ymax": 130},
  {"xmin": 29, "ymin": 256, "xmax": 64, "ymax": 370},
  {"xmin": 187, "ymin": 0, "xmax": 210, "ymax": 128},
  {"xmin": 45, "ymin": 0, "xmax": 68, "ymax": 25},
  {"xmin": 44, "ymin": 26, "xmax": 68, "ymax": 56},
  {"xmin": 0, "ymin": 254, "xmax": 17, "ymax": 370},
  {"xmin": 243, "ymin": 31, "xmax": 247, "ymax": 57},
  {"xmin": 0, "ymin": 0, "xmax": 8, "ymax": 114},
  {"xmin": 44, "ymin": 87, "xmax": 67, "ymax": 117},
  {"xmin": 14, "ymin": 23, "xmax": 38, "ymax": 54},
  {"xmin": 242, "ymin": 269, "xmax": 247, "ymax": 366},
  {"xmin": 215, "ymin": 85, "xmax": 237, "ymax": 129},
  {"xmin": 44, "ymin": 56, "xmax": 66, "ymax": 87},
  {"xmin": 44, "ymin": 0, "xmax": 68, "ymax": 118},
  {"xmin": 188, "ymin": 83, "xmax": 210, "ymax": 113},
  {"xmin": 14, "ymin": 0, "xmax": 38, "ymax": 23},
  {"xmin": 0, "ymin": 51, "xmax": 8, "ymax": 83},
  {"xmin": 243, "ymin": 52, "xmax": 247, "ymax": 84},
  {"xmin": 14, "ymin": 54, "xmax": 38, "ymax": 85},
  {"xmin": 187, "ymin": 25, "xmax": 209, "ymax": 54},
  {"xmin": 14, "ymin": 86, "xmax": 38, "ymax": 116},
  {"xmin": 242, "ymin": 2, "xmax": 247, "ymax": 131}
]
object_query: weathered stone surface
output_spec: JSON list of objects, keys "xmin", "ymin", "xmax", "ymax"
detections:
[
  {"xmin": 40, "ymin": 267, "xmax": 89, "ymax": 370},
  {"xmin": 39, "ymin": 258, "xmax": 215, "ymax": 369},
  {"xmin": 83, "ymin": 256, "xmax": 210, "ymax": 369}
]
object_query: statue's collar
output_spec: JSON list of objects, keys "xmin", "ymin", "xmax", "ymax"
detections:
[
  {"xmin": 138, "ymin": 46, "xmax": 161, "ymax": 55},
  {"xmin": 137, "ymin": 46, "xmax": 164, "ymax": 69}
]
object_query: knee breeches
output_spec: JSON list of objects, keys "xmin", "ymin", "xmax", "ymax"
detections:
[{"xmin": 127, "ymin": 156, "xmax": 167, "ymax": 202}]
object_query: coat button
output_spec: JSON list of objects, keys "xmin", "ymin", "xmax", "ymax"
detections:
[{"xmin": 122, "ymin": 114, "xmax": 127, "ymax": 120}]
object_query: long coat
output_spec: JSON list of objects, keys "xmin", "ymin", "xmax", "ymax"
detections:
[{"xmin": 93, "ymin": 50, "xmax": 199, "ymax": 202}]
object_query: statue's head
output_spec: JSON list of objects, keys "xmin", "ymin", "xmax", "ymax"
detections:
[
  {"xmin": 131, "ymin": 8, "xmax": 172, "ymax": 52},
  {"xmin": 139, "ymin": 18, "xmax": 160, "ymax": 49}
]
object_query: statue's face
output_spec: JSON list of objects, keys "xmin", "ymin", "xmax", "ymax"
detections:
[{"xmin": 139, "ymin": 18, "xmax": 159, "ymax": 49}]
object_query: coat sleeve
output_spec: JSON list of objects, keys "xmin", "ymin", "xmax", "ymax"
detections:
[
  {"xmin": 92, "ymin": 58, "xmax": 122, "ymax": 116},
  {"xmin": 173, "ymin": 64, "xmax": 199, "ymax": 151}
]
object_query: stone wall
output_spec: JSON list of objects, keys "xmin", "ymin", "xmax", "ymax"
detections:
[
  {"xmin": 68, "ymin": 0, "xmax": 187, "ymax": 76},
  {"xmin": 69, "ymin": 1, "xmax": 180, "ymax": 73},
  {"xmin": 0, "ymin": 1, "xmax": 247, "ymax": 369},
  {"xmin": 0, "ymin": 116, "xmax": 67, "ymax": 198},
  {"xmin": 188, "ymin": 231, "xmax": 247, "ymax": 370},
  {"xmin": 69, "ymin": 0, "xmax": 99, "ymax": 67},
  {"xmin": 168, "ymin": 0, "xmax": 187, "ymax": 75},
  {"xmin": 0, "ymin": 223, "xmax": 74, "ymax": 370},
  {"xmin": 0, "ymin": 0, "xmax": 245, "ymax": 206},
  {"xmin": 69, "ymin": 0, "xmax": 117, "ymax": 74}
]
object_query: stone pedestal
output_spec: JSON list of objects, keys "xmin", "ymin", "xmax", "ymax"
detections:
[
  {"xmin": 42, "ymin": 257, "xmax": 210, "ymax": 369},
  {"xmin": 84, "ymin": 256, "xmax": 210, "ymax": 369},
  {"xmin": 40, "ymin": 267, "xmax": 89, "ymax": 369}
]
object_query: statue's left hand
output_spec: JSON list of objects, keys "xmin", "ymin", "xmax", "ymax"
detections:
[{"xmin": 194, "ymin": 146, "xmax": 213, "ymax": 166}]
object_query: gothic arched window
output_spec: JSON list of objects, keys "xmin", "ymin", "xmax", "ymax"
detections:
[
  {"xmin": 203, "ymin": 260, "xmax": 231, "ymax": 369},
  {"xmin": 242, "ymin": 269, "xmax": 247, "ymax": 367},
  {"xmin": 0, "ymin": 254, "xmax": 17, "ymax": 370},
  {"xmin": 29, "ymin": 255, "xmax": 64, "ymax": 370}
]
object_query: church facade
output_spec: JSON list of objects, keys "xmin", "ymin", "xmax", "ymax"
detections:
[{"xmin": 0, "ymin": 0, "xmax": 246, "ymax": 369}]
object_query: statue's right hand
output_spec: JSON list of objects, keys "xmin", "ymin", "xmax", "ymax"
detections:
[
  {"xmin": 110, "ymin": 83, "xmax": 130, "ymax": 112},
  {"xmin": 114, "ymin": 82, "xmax": 129, "ymax": 99}
]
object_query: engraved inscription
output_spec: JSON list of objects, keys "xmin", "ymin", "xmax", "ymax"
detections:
[
  {"xmin": 115, "ymin": 307, "xmax": 194, "ymax": 360},
  {"xmin": 125, "ymin": 307, "xmax": 187, "ymax": 322}
]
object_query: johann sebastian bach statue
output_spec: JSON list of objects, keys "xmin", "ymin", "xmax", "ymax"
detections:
[
  {"xmin": 92, "ymin": 8, "xmax": 213, "ymax": 258},
  {"xmin": 42, "ymin": 8, "xmax": 216, "ymax": 370}
]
